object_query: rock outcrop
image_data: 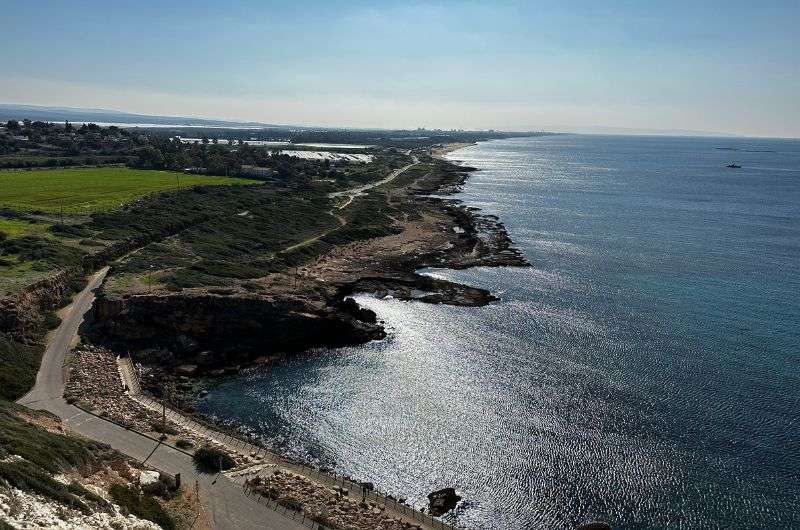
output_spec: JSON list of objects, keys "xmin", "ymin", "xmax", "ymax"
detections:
[
  {"xmin": 427, "ymin": 487, "xmax": 461, "ymax": 516},
  {"xmin": 0, "ymin": 266, "xmax": 83, "ymax": 338},
  {"xmin": 86, "ymin": 291, "xmax": 384, "ymax": 369}
]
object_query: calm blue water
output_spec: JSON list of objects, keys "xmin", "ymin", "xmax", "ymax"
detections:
[{"xmin": 200, "ymin": 135, "xmax": 800, "ymax": 529}]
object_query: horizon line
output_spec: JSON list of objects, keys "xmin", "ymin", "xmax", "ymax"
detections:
[{"xmin": 1, "ymin": 101, "xmax": 798, "ymax": 140}]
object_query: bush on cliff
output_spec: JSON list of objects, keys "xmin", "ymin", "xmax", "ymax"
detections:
[
  {"xmin": 175, "ymin": 438, "xmax": 193, "ymax": 450},
  {"xmin": 150, "ymin": 420, "xmax": 178, "ymax": 436}
]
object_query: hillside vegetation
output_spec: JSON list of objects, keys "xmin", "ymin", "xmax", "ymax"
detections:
[{"xmin": 0, "ymin": 400, "xmax": 181, "ymax": 528}]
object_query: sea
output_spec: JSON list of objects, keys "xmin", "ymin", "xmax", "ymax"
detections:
[{"xmin": 198, "ymin": 134, "xmax": 800, "ymax": 529}]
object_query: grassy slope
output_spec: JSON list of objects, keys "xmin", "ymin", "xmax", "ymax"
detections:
[
  {"xmin": 0, "ymin": 400, "xmax": 97, "ymax": 514},
  {"xmin": 0, "ymin": 335, "xmax": 44, "ymax": 401},
  {"xmin": 0, "ymin": 168, "xmax": 259, "ymax": 294},
  {"xmin": 0, "ymin": 167, "xmax": 257, "ymax": 213},
  {"xmin": 106, "ymin": 185, "xmax": 341, "ymax": 290}
]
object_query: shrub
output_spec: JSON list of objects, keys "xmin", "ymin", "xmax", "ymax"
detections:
[
  {"xmin": 175, "ymin": 439, "xmax": 193, "ymax": 450},
  {"xmin": 0, "ymin": 235, "xmax": 84, "ymax": 268},
  {"xmin": 192, "ymin": 445, "xmax": 235, "ymax": 473},
  {"xmin": 78, "ymin": 238, "xmax": 105, "ymax": 247},
  {"xmin": 150, "ymin": 421, "xmax": 178, "ymax": 436},
  {"xmin": 43, "ymin": 312, "xmax": 61, "ymax": 330},
  {"xmin": 108, "ymin": 484, "xmax": 175, "ymax": 530}
]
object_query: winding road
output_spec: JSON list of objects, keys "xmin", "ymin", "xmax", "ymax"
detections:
[{"xmin": 17, "ymin": 268, "xmax": 305, "ymax": 530}]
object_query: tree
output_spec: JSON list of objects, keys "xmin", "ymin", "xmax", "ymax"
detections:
[
  {"xmin": 5, "ymin": 120, "xmax": 19, "ymax": 130},
  {"xmin": 135, "ymin": 146, "xmax": 165, "ymax": 169},
  {"xmin": 65, "ymin": 141, "xmax": 81, "ymax": 156}
]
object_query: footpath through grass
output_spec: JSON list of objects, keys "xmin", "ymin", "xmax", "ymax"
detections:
[{"xmin": 0, "ymin": 167, "xmax": 257, "ymax": 213}]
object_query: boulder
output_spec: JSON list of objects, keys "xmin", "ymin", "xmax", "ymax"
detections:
[
  {"xmin": 139, "ymin": 470, "xmax": 160, "ymax": 486},
  {"xmin": 194, "ymin": 350, "xmax": 216, "ymax": 367},
  {"xmin": 427, "ymin": 487, "xmax": 461, "ymax": 516}
]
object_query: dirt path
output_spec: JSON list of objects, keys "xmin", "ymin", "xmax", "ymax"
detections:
[
  {"xmin": 282, "ymin": 157, "xmax": 419, "ymax": 254},
  {"xmin": 328, "ymin": 156, "xmax": 419, "ymax": 204}
]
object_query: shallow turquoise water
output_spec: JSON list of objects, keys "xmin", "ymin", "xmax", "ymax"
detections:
[{"xmin": 200, "ymin": 135, "xmax": 800, "ymax": 529}]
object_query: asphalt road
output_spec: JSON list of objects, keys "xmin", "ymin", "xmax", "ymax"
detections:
[
  {"xmin": 17, "ymin": 268, "xmax": 305, "ymax": 530},
  {"xmin": 19, "ymin": 267, "xmax": 109, "ymax": 407}
]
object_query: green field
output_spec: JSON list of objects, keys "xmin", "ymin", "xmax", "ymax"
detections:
[{"xmin": 0, "ymin": 168, "xmax": 258, "ymax": 213}]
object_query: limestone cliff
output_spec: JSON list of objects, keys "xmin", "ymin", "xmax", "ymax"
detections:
[{"xmin": 86, "ymin": 291, "xmax": 384, "ymax": 368}]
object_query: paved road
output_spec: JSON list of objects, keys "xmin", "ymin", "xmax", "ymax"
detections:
[
  {"xmin": 19, "ymin": 267, "xmax": 109, "ymax": 406},
  {"xmin": 17, "ymin": 268, "xmax": 305, "ymax": 530}
]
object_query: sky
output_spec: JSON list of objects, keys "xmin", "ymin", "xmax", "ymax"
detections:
[{"xmin": 1, "ymin": 1, "xmax": 798, "ymax": 137}]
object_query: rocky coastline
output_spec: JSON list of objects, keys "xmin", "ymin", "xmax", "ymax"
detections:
[
  {"xmin": 74, "ymin": 142, "xmax": 528, "ymax": 522},
  {"xmin": 84, "ymin": 144, "xmax": 527, "ymax": 379}
]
